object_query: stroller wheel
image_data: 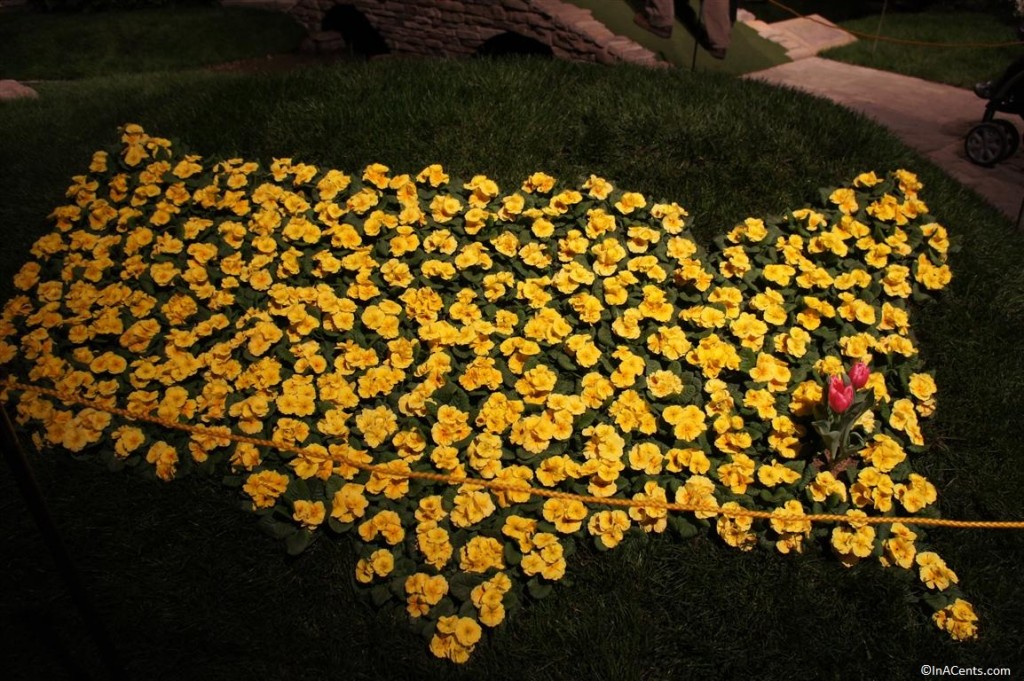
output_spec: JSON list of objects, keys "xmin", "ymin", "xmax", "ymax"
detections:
[
  {"xmin": 965, "ymin": 122, "xmax": 1011, "ymax": 166},
  {"xmin": 994, "ymin": 119, "xmax": 1020, "ymax": 161}
]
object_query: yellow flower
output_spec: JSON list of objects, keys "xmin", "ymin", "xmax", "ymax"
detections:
[
  {"xmin": 908, "ymin": 373, "xmax": 937, "ymax": 401},
  {"xmin": 358, "ymin": 510, "xmax": 405, "ymax": 545},
  {"xmin": 355, "ymin": 548, "xmax": 394, "ymax": 584},
  {"xmin": 542, "ymin": 498, "xmax": 589, "ymax": 534},
  {"xmin": 742, "ymin": 388, "xmax": 776, "ymax": 421},
  {"xmin": 514, "ymin": 364, "xmax": 558, "ymax": 404},
  {"xmin": 850, "ymin": 466, "xmax": 895, "ymax": 512},
  {"xmin": 112, "ymin": 426, "xmax": 146, "ymax": 459},
  {"xmin": 663, "ymin": 447, "xmax": 709, "ymax": 475},
  {"xmin": 662, "ymin": 405, "xmax": 706, "ymax": 441},
  {"xmin": 717, "ymin": 501, "xmax": 756, "ymax": 550},
  {"xmin": 830, "ymin": 511, "xmax": 876, "ymax": 567},
  {"xmin": 459, "ymin": 536, "xmax": 506, "ymax": 573},
  {"xmin": 292, "ymin": 500, "xmax": 326, "ymax": 530},
  {"xmin": 770, "ymin": 500, "xmax": 812, "ymax": 554},
  {"xmin": 859, "ymin": 434, "xmax": 906, "ymax": 472},
  {"xmin": 808, "ymin": 470, "xmax": 847, "ymax": 503},
  {"xmin": 355, "ymin": 405, "xmax": 398, "ymax": 448},
  {"xmin": 277, "ymin": 374, "xmax": 317, "ymax": 416},
  {"xmin": 889, "ymin": 398, "xmax": 924, "ymax": 445},
  {"xmin": 762, "ymin": 263, "xmax": 795, "ymax": 287},
  {"xmin": 628, "ymin": 481, "xmax": 668, "ymax": 533},
  {"xmin": 450, "ymin": 485, "xmax": 496, "ymax": 528},
  {"xmin": 719, "ymin": 245, "xmax": 751, "ymax": 278},
  {"xmin": 894, "ymin": 473, "xmax": 937, "ymax": 513},
  {"xmin": 829, "ymin": 187, "xmax": 858, "ymax": 215},
  {"xmin": 475, "ymin": 393, "xmax": 524, "ymax": 434},
  {"xmin": 932, "ymin": 599, "xmax": 978, "ymax": 641},
  {"xmin": 757, "ymin": 460, "xmax": 801, "ymax": 487},
  {"xmin": 523, "ymin": 307, "xmax": 572, "ymax": 344},
  {"xmin": 590, "ymin": 238, "xmax": 626, "ymax": 276},
  {"xmin": 880, "ymin": 522, "xmax": 917, "ymax": 569},
  {"xmin": 674, "ymin": 475, "xmax": 719, "ymax": 520},
  {"xmin": 614, "ymin": 191, "xmax": 646, "ymax": 214},
  {"xmin": 405, "ymin": 572, "xmax": 449, "ymax": 618},
  {"xmin": 429, "ymin": 616, "xmax": 482, "ymax": 664},
  {"xmin": 916, "ymin": 551, "xmax": 958, "ymax": 590},
  {"xmin": 416, "ymin": 522, "xmax": 453, "ymax": 570},
  {"xmin": 748, "ymin": 353, "xmax": 791, "ymax": 392},
  {"xmin": 330, "ymin": 483, "xmax": 369, "ymax": 523},
  {"xmin": 716, "ymin": 453, "xmax": 756, "ymax": 494},
  {"xmin": 646, "ymin": 370, "xmax": 683, "ymax": 398},
  {"xmin": 685, "ymin": 334, "xmax": 741, "ymax": 379},
  {"xmin": 243, "ymin": 469, "xmax": 289, "ymax": 509},
  {"xmin": 364, "ymin": 459, "xmax": 412, "ymax": 500},
  {"xmin": 587, "ymin": 510, "xmax": 631, "ymax": 549}
]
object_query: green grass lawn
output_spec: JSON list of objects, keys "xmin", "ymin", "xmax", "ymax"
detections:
[
  {"xmin": 1, "ymin": 54, "xmax": 1022, "ymax": 679},
  {"xmin": 823, "ymin": 9, "xmax": 1022, "ymax": 88},
  {"xmin": 2, "ymin": 6, "xmax": 1024, "ymax": 681},
  {"xmin": 0, "ymin": 5, "xmax": 306, "ymax": 80}
]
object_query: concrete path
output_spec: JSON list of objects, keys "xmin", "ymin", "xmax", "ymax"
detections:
[{"xmin": 741, "ymin": 20, "xmax": 1023, "ymax": 223}]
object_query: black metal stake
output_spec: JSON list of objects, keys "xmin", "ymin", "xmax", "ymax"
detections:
[{"xmin": 1, "ymin": 405, "xmax": 128, "ymax": 681}]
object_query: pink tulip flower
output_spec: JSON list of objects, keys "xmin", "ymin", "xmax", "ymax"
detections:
[
  {"xmin": 848, "ymin": 361, "xmax": 870, "ymax": 390},
  {"xmin": 828, "ymin": 375, "xmax": 855, "ymax": 413}
]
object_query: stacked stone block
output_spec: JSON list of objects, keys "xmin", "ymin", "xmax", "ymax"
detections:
[{"xmin": 286, "ymin": 0, "xmax": 667, "ymax": 68}]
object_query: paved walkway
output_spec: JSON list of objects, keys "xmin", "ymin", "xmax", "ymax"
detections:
[{"xmin": 741, "ymin": 16, "xmax": 1024, "ymax": 223}]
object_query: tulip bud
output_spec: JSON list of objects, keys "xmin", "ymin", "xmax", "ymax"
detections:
[
  {"xmin": 828, "ymin": 375, "xmax": 855, "ymax": 413},
  {"xmin": 848, "ymin": 361, "xmax": 870, "ymax": 390}
]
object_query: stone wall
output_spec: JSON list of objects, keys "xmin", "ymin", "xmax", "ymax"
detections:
[{"xmin": 283, "ymin": 0, "xmax": 666, "ymax": 67}]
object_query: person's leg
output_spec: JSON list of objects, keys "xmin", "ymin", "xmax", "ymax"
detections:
[
  {"xmin": 635, "ymin": 0, "xmax": 675, "ymax": 39},
  {"xmin": 702, "ymin": 0, "xmax": 734, "ymax": 57}
]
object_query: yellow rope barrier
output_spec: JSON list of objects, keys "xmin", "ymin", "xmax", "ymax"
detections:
[
  {"xmin": 4, "ymin": 378, "xmax": 1024, "ymax": 530},
  {"xmin": 765, "ymin": 0, "xmax": 1024, "ymax": 49}
]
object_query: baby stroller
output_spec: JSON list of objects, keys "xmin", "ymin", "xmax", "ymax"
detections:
[{"xmin": 965, "ymin": 56, "xmax": 1024, "ymax": 166}]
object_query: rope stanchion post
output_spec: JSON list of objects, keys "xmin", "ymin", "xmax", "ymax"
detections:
[
  {"xmin": 872, "ymin": 0, "xmax": 889, "ymax": 55},
  {"xmin": 1, "ymin": 404, "xmax": 128, "ymax": 681}
]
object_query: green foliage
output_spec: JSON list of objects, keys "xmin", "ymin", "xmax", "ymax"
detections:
[{"xmin": 0, "ymin": 58, "xmax": 1021, "ymax": 679}]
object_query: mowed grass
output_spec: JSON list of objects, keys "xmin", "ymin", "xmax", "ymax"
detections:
[
  {"xmin": 0, "ymin": 56, "xmax": 1023, "ymax": 680},
  {"xmin": 0, "ymin": 5, "xmax": 306, "ymax": 80},
  {"xmin": 823, "ymin": 10, "xmax": 1021, "ymax": 88}
]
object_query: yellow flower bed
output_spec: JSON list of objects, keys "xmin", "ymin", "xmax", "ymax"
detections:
[{"xmin": 0, "ymin": 125, "xmax": 976, "ymax": 661}]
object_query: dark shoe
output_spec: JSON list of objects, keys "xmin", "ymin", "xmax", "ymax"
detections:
[
  {"xmin": 975, "ymin": 81, "xmax": 994, "ymax": 100},
  {"xmin": 706, "ymin": 46, "xmax": 728, "ymax": 60},
  {"xmin": 634, "ymin": 11, "xmax": 672, "ymax": 39}
]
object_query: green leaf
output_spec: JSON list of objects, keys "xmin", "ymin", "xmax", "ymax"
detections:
[
  {"xmin": 448, "ymin": 572, "xmax": 479, "ymax": 601},
  {"xmin": 526, "ymin": 578, "xmax": 553, "ymax": 600},
  {"xmin": 258, "ymin": 516, "xmax": 297, "ymax": 540},
  {"xmin": 370, "ymin": 584, "xmax": 392, "ymax": 606},
  {"xmin": 670, "ymin": 516, "xmax": 698, "ymax": 539},
  {"xmin": 503, "ymin": 542, "xmax": 523, "ymax": 566},
  {"xmin": 553, "ymin": 351, "xmax": 577, "ymax": 372},
  {"xmin": 285, "ymin": 529, "xmax": 312, "ymax": 555},
  {"xmin": 575, "ymin": 410, "xmax": 597, "ymax": 430},
  {"xmin": 327, "ymin": 518, "xmax": 353, "ymax": 534},
  {"xmin": 433, "ymin": 597, "xmax": 457, "ymax": 618}
]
